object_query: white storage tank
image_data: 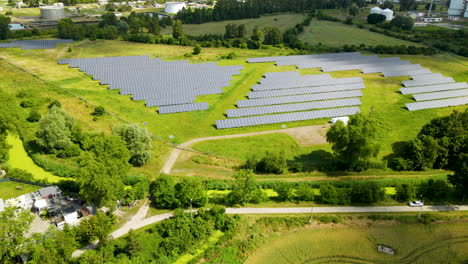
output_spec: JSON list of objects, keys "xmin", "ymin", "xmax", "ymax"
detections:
[
  {"xmin": 370, "ymin": 6, "xmax": 383, "ymax": 14},
  {"xmin": 381, "ymin": 8, "xmax": 394, "ymax": 21},
  {"xmin": 165, "ymin": 2, "xmax": 186, "ymax": 14},
  {"xmin": 40, "ymin": 6, "xmax": 66, "ymax": 20}
]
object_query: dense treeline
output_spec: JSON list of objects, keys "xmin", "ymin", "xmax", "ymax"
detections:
[{"xmin": 175, "ymin": 0, "xmax": 354, "ymax": 24}]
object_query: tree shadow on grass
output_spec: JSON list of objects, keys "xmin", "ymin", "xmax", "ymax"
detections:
[
  {"xmin": 292, "ymin": 150, "xmax": 351, "ymax": 176},
  {"xmin": 25, "ymin": 139, "xmax": 43, "ymax": 154},
  {"xmin": 383, "ymin": 141, "xmax": 408, "ymax": 164}
]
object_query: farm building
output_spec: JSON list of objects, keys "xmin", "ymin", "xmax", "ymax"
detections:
[
  {"xmin": 38, "ymin": 185, "xmax": 62, "ymax": 199},
  {"xmin": 40, "ymin": 6, "xmax": 66, "ymax": 20}
]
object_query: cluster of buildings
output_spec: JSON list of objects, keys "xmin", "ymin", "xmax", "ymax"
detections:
[{"xmin": 0, "ymin": 184, "xmax": 85, "ymax": 228}]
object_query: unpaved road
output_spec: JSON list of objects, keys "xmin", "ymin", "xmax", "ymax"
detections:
[
  {"xmin": 160, "ymin": 125, "xmax": 329, "ymax": 174},
  {"xmin": 72, "ymin": 204, "xmax": 468, "ymax": 257}
]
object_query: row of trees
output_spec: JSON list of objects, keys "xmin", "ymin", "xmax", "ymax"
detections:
[{"xmin": 152, "ymin": 175, "xmax": 208, "ymax": 209}]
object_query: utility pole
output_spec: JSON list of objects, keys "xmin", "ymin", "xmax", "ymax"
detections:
[
  {"xmin": 190, "ymin": 198, "xmax": 193, "ymax": 220},
  {"xmin": 418, "ymin": 195, "xmax": 423, "ymax": 220}
]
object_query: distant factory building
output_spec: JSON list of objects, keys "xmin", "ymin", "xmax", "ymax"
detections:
[{"xmin": 448, "ymin": 0, "xmax": 468, "ymax": 17}]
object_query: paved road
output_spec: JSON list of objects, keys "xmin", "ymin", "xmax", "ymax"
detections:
[
  {"xmin": 160, "ymin": 125, "xmax": 327, "ymax": 174},
  {"xmin": 72, "ymin": 204, "xmax": 468, "ymax": 257}
]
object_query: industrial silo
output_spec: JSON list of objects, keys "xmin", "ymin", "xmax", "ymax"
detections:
[
  {"xmin": 165, "ymin": 2, "xmax": 186, "ymax": 14},
  {"xmin": 369, "ymin": 6, "xmax": 383, "ymax": 15},
  {"xmin": 40, "ymin": 6, "xmax": 66, "ymax": 20},
  {"xmin": 381, "ymin": 8, "xmax": 394, "ymax": 21}
]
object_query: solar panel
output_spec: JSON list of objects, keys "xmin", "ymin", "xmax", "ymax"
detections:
[
  {"xmin": 252, "ymin": 77, "xmax": 363, "ymax": 91},
  {"xmin": 158, "ymin": 102, "xmax": 209, "ymax": 114},
  {"xmin": 400, "ymin": 82, "xmax": 468, "ymax": 94},
  {"xmin": 382, "ymin": 69, "xmax": 432, "ymax": 77},
  {"xmin": 411, "ymin": 73, "xmax": 444, "ymax": 80},
  {"xmin": 237, "ymin": 90, "xmax": 363, "ymax": 107},
  {"xmin": 248, "ymin": 83, "xmax": 365, "ymax": 99},
  {"xmin": 402, "ymin": 77, "xmax": 455, "ymax": 87},
  {"xmin": 216, "ymin": 107, "xmax": 361, "ymax": 129},
  {"xmin": 0, "ymin": 39, "xmax": 73, "ymax": 50},
  {"xmin": 413, "ymin": 89, "xmax": 468, "ymax": 101},
  {"xmin": 226, "ymin": 98, "xmax": 362, "ymax": 117},
  {"xmin": 406, "ymin": 97, "xmax": 468, "ymax": 111}
]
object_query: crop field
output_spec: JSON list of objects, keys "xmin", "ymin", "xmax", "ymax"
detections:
[
  {"xmin": 0, "ymin": 180, "xmax": 40, "ymax": 199},
  {"xmin": 6, "ymin": 134, "xmax": 64, "ymax": 183},
  {"xmin": 299, "ymin": 20, "xmax": 421, "ymax": 47},
  {"xmin": 0, "ymin": 40, "xmax": 467, "ymax": 178},
  {"xmin": 161, "ymin": 13, "xmax": 307, "ymax": 36},
  {"xmin": 246, "ymin": 222, "xmax": 468, "ymax": 264}
]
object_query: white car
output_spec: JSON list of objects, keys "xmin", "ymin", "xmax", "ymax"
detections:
[{"xmin": 408, "ymin": 200, "xmax": 424, "ymax": 207}]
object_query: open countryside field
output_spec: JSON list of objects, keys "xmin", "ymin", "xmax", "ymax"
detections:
[
  {"xmin": 0, "ymin": 180, "xmax": 40, "ymax": 199},
  {"xmin": 299, "ymin": 20, "xmax": 421, "ymax": 47},
  {"xmin": 161, "ymin": 13, "xmax": 307, "ymax": 36},
  {"xmin": 6, "ymin": 134, "xmax": 64, "ymax": 183},
  {"xmin": 246, "ymin": 222, "xmax": 468, "ymax": 264},
  {"xmin": 0, "ymin": 41, "xmax": 467, "ymax": 178}
]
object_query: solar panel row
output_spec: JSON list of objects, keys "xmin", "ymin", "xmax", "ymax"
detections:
[
  {"xmin": 252, "ymin": 77, "xmax": 363, "ymax": 91},
  {"xmin": 406, "ymin": 97, "xmax": 468, "ymax": 111},
  {"xmin": 237, "ymin": 90, "xmax": 363, "ymax": 107},
  {"xmin": 227, "ymin": 98, "xmax": 362, "ymax": 118},
  {"xmin": 158, "ymin": 102, "xmax": 209, "ymax": 114},
  {"xmin": 403, "ymin": 77, "xmax": 455, "ymax": 87},
  {"xmin": 410, "ymin": 73, "xmax": 444, "ymax": 80},
  {"xmin": 413, "ymin": 89, "xmax": 468, "ymax": 101},
  {"xmin": 400, "ymin": 82, "xmax": 468, "ymax": 95},
  {"xmin": 248, "ymin": 83, "xmax": 365, "ymax": 99},
  {"xmin": 0, "ymin": 39, "xmax": 73, "ymax": 50},
  {"xmin": 216, "ymin": 107, "xmax": 361, "ymax": 129},
  {"xmin": 382, "ymin": 68, "xmax": 432, "ymax": 77}
]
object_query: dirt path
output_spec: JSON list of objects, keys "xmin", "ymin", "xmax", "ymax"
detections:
[{"xmin": 160, "ymin": 125, "xmax": 329, "ymax": 174}]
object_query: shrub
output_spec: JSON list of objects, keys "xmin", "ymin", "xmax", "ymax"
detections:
[
  {"xmin": 27, "ymin": 110, "xmax": 41, "ymax": 122},
  {"xmin": 20, "ymin": 100, "xmax": 34, "ymax": 108},
  {"xmin": 5, "ymin": 11, "xmax": 13, "ymax": 16},
  {"xmin": 31, "ymin": 154, "xmax": 77, "ymax": 177},
  {"xmin": 192, "ymin": 44, "xmax": 202, "ymax": 55},
  {"xmin": 57, "ymin": 144, "xmax": 81, "ymax": 158},
  {"xmin": 48, "ymin": 100, "xmax": 61, "ymax": 109},
  {"xmin": 92, "ymin": 106, "xmax": 106, "ymax": 116},
  {"xmin": 7, "ymin": 168, "xmax": 34, "ymax": 181}
]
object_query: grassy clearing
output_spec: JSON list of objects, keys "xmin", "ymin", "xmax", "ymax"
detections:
[
  {"xmin": 0, "ymin": 181, "xmax": 40, "ymax": 199},
  {"xmin": 173, "ymin": 230, "xmax": 224, "ymax": 264},
  {"xmin": 300, "ymin": 20, "xmax": 421, "ymax": 47},
  {"xmin": 161, "ymin": 13, "xmax": 306, "ymax": 36},
  {"xmin": 6, "ymin": 134, "xmax": 64, "ymax": 183},
  {"xmin": 246, "ymin": 222, "xmax": 468, "ymax": 264},
  {"xmin": 0, "ymin": 7, "xmax": 41, "ymax": 16}
]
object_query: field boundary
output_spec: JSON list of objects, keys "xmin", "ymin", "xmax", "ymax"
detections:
[{"xmin": 0, "ymin": 177, "xmax": 50, "ymax": 187}]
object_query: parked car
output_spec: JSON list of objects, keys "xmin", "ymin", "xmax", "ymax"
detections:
[{"xmin": 408, "ymin": 200, "xmax": 424, "ymax": 207}]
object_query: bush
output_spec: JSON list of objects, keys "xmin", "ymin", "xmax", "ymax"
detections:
[
  {"xmin": 367, "ymin": 13, "xmax": 386, "ymax": 24},
  {"xmin": 92, "ymin": 106, "xmax": 106, "ymax": 116},
  {"xmin": 20, "ymin": 100, "xmax": 34, "ymax": 108},
  {"xmin": 48, "ymin": 100, "xmax": 61, "ymax": 109},
  {"xmin": 27, "ymin": 110, "xmax": 41, "ymax": 122},
  {"xmin": 5, "ymin": 11, "xmax": 13, "ymax": 16},
  {"xmin": 31, "ymin": 154, "xmax": 77, "ymax": 177},
  {"xmin": 192, "ymin": 44, "xmax": 202, "ymax": 55},
  {"xmin": 57, "ymin": 144, "xmax": 81, "ymax": 158},
  {"xmin": 7, "ymin": 168, "xmax": 34, "ymax": 181}
]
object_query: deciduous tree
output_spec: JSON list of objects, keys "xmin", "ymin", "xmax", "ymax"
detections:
[{"xmin": 112, "ymin": 124, "xmax": 152, "ymax": 167}]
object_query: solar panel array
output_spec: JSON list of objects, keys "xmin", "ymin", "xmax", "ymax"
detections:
[
  {"xmin": 402, "ymin": 77, "xmax": 455, "ymax": 87},
  {"xmin": 0, "ymin": 39, "xmax": 73, "ymax": 49},
  {"xmin": 227, "ymin": 98, "xmax": 362, "ymax": 118},
  {"xmin": 58, "ymin": 56, "xmax": 243, "ymax": 114},
  {"xmin": 382, "ymin": 69, "xmax": 432, "ymax": 77},
  {"xmin": 413, "ymin": 89, "xmax": 468, "ymax": 101},
  {"xmin": 401, "ymin": 82, "xmax": 468, "ymax": 95},
  {"xmin": 406, "ymin": 97, "xmax": 468, "ymax": 111},
  {"xmin": 216, "ymin": 107, "xmax": 361, "ymax": 129},
  {"xmin": 248, "ymin": 83, "xmax": 365, "ymax": 99}
]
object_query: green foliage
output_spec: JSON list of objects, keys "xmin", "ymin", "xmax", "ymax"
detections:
[
  {"xmin": 326, "ymin": 113, "xmax": 380, "ymax": 171},
  {"xmin": 395, "ymin": 183, "xmax": 416, "ymax": 202},
  {"xmin": 192, "ymin": 44, "xmax": 202, "ymax": 55},
  {"xmin": 0, "ymin": 207, "xmax": 34, "ymax": 262},
  {"xmin": 78, "ymin": 211, "xmax": 116, "ymax": 243},
  {"xmin": 48, "ymin": 100, "xmax": 62, "ymax": 109},
  {"xmin": 390, "ymin": 15, "xmax": 414, "ymax": 30},
  {"xmin": 28, "ymin": 226, "xmax": 79, "ymax": 264},
  {"xmin": 36, "ymin": 106, "xmax": 78, "ymax": 153},
  {"xmin": 57, "ymin": 144, "xmax": 81, "ymax": 158},
  {"xmin": 26, "ymin": 110, "xmax": 41, "ymax": 123},
  {"xmin": 112, "ymin": 124, "xmax": 152, "ymax": 167},
  {"xmin": 274, "ymin": 183, "xmax": 295, "ymax": 202},
  {"xmin": 105, "ymin": 3, "xmax": 115, "ymax": 11},
  {"xmin": 262, "ymin": 26, "xmax": 282, "ymax": 45},
  {"xmin": 319, "ymin": 184, "xmax": 350, "ymax": 205},
  {"xmin": 367, "ymin": 13, "xmax": 386, "ymax": 24},
  {"xmin": 152, "ymin": 175, "xmax": 179, "ymax": 209},
  {"xmin": 379, "ymin": 0, "xmax": 394, "ymax": 9},
  {"xmin": 349, "ymin": 181, "xmax": 385, "ymax": 203},
  {"xmin": 30, "ymin": 154, "xmax": 77, "ymax": 177},
  {"xmin": 79, "ymin": 134, "xmax": 131, "ymax": 207},
  {"xmin": 172, "ymin": 19, "xmax": 184, "ymax": 39},
  {"xmin": 399, "ymin": 0, "xmax": 416, "ymax": 11},
  {"xmin": 449, "ymin": 153, "xmax": 468, "ymax": 196},
  {"xmin": 295, "ymin": 183, "xmax": 315, "ymax": 201},
  {"xmin": 225, "ymin": 169, "xmax": 258, "ymax": 205},
  {"xmin": 20, "ymin": 99, "xmax": 34, "ymax": 108},
  {"xmin": 256, "ymin": 151, "xmax": 288, "ymax": 174},
  {"xmin": 418, "ymin": 179, "xmax": 451, "ymax": 202},
  {"xmin": 348, "ymin": 4, "xmax": 359, "ymax": 16},
  {"xmin": 6, "ymin": 168, "xmax": 34, "ymax": 181},
  {"xmin": 0, "ymin": 113, "xmax": 11, "ymax": 162},
  {"xmin": 91, "ymin": 105, "xmax": 106, "ymax": 116},
  {"xmin": 0, "ymin": 14, "xmax": 11, "ymax": 40},
  {"xmin": 175, "ymin": 178, "xmax": 208, "ymax": 208},
  {"xmin": 248, "ymin": 27, "xmax": 263, "ymax": 49}
]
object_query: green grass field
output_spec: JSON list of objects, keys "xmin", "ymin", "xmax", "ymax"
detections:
[
  {"xmin": 6, "ymin": 134, "xmax": 64, "ymax": 183},
  {"xmin": 161, "ymin": 13, "xmax": 307, "ymax": 36},
  {"xmin": 246, "ymin": 222, "xmax": 468, "ymax": 264},
  {"xmin": 0, "ymin": 7, "xmax": 41, "ymax": 16},
  {"xmin": 0, "ymin": 180, "xmax": 40, "ymax": 199},
  {"xmin": 0, "ymin": 40, "xmax": 466, "ymax": 178},
  {"xmin": 300, "ymin": 20, "xmax": 421, "ymax": 47}
]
